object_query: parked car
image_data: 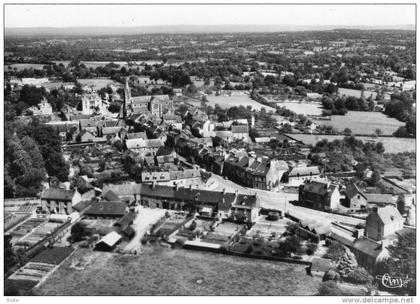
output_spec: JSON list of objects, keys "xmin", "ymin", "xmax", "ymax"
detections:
[{"xmin": 266, "ymin": 211, "xmax": 280, "ymax": 221}]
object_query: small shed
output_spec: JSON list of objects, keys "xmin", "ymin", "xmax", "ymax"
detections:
[{"xmin": 94, "ymin": 231, "xmax": 122, "ymax": 251}]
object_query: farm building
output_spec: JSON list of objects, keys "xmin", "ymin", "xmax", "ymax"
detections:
[{"xmin": 94, "ymin": 231, "xmax": 122, "ymax": 251}]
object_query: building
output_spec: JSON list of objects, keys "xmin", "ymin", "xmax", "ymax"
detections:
[
  {"xmin": 103, "ymin": 183, "xmax": 260, "ymax": 224},
  {"xmin": 352, "ymin": 237, "xmax": 390, "ymax": 273},
  {"xmin": 287, "ymin": 166, "xmax": 321, "ymax": 186},
  {"xmin": 84, "ymin": 201, "xmax": 128, "ymax": 219},
  {"xmin": 125, "ymin": 138, "xmax": 164, "ymax": 156},
  {"xmin": 123, "ymin": 79, "xmax": 173, "ymax": 118},
  {"xmin": 298, "ymin": 181, "xmax": 340, "ymax": 211},
  {"xmin": 94, "ymin": 231, "xmax": 122, "ymax": 251},
  {"xmin": 365, "ymin": 206, "xmax": 404, "ymax": 241},
  {"xmin": 343, "ymin": 183, "xmax": 368, "ymax": 211},
  {"xmin": 81, "ymin": 93, "xmax": 106, "ymax": 115},
  {"xmin": 246, "ymin": 159, "xmax": 289, "ymax": 190},
  {"xmin": 41, "ymin": 189, "xmax": 82, "ymax": 215}
]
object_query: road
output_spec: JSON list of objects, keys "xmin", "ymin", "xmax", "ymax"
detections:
[
  {"xmin": 204, "ymin": 174, "xmax": 365, "ymax": 227},
  {"xmin": 123, "ymin": 206, "xmax": 166, "ymax": 253}
]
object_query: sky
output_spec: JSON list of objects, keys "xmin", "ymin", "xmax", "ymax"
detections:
[{"xmin": 5, "ymin": 4, "xmax": 415, "ymax": 28}]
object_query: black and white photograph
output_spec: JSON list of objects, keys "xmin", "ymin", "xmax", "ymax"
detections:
[{"xmin": 2, "ymin": 1, "xmax": 417, "ymax": 300}]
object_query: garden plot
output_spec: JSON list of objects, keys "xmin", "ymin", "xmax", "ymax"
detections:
[{"xmin": 206, "ymin": 95, "xmax": 276, "ymax": 112}]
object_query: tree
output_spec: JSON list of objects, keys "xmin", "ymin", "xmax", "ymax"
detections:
[
  {"xmin": 4, "ymin": 235, "xmax": 19, "ymax": 274},
  {"xmin": 318, "ymin": 281, "xmax": 343, "ymax": 296},
  {"xmin": 368, "ymin": 170, "xmax": 381, "ymax": 186},
  {"xmin": 70, "ymin": 221, "xmax": 91, "ymax": 242},
  {"xmin": 380, "ymin": 230, "xmax": 416, "ymax": 295},
  {"xmin": 343, "ymin": 128, "xmax": 352, "ymax": 136},
  {"xmin": 396, "ymin": 194, "xmax": 406, "ymax": 216}
]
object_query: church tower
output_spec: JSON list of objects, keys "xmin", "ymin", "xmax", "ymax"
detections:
[{"xmin": 122, "ymin": 77, "xmax": 131, "ymax": 118}]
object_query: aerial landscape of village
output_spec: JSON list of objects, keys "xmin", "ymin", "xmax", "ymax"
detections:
[{"xmin": 2, "ymin": 3, "xmax": 417, "ymax": 299}]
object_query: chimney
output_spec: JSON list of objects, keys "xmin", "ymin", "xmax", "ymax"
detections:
[
  {"xmin": 189, "ymin": 184, "xmax": 193, "ymax": 191},
  {"xmin": 235, "ymin": 189, "xmax": 239, "ymax": 198},
  {"xmin": 152, "ymin": 181, "xmax": 156, "ymax": 189},
  {"xmin": 223, "ymin": 188, "xmax": 226, "ymax": 195},
  {"xmin": 372, "ymin": 206, "xmax": 378, "ymax": 213}
]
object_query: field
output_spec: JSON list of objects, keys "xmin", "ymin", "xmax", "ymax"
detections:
[
  {"xmin": 276, "ymin": 101, "xmax": 323, "ymax": 116},
  {"xmin": 338, "ymin": 88, "xmax": 377, "ymax": 100},
  {"xmin": 78, "ymin": 78, "xmax": 122, "ymax": 90},
  {"xmin": 206, "ymin": 95, "xmax": 276, "ymax": 112},
  {"xmin": 6, "ymin": 63, "xmax": 46, "ymax": 71},
  {"xmin": 287, "ymin": 133, "xmax": 415, "ymax": 154},
  {"xmin": 318, "ymin": 111, "xmax": 405, "ymax": 135},
  {"xmin": 34, "ymin": 246, "xmax": 321, "ymax": 296}
]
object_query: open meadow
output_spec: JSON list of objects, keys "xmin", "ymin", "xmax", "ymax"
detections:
[
  {"xmin": 6, "ymin": 63, "xmax": 46, "ymax": 71},
  {"xmin": 206, "ymin": 95, "xmax": 276, "ymax": 112},
  {"xmin": 34, "ymin": 246, "xmax": 321, "ymax": 296},
  {"xmin": 287, "ymin": 133, "xmax": 415, "ymax": 154},
  {"xmin": 276, "ymin": 101, "xmax": 324, "ymax": 116},
  {"xmin": 338, "ymin": 88, "xmax": 377, "ymax": 100},
  {"xmin": 318, "ymin": 111, "xmax": 405, "ymax": 135}
]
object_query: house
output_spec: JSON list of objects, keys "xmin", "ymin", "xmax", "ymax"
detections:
[
  {"xmin": 94, "ymin": 231, "xmax": 122, "ymax": 251},
  {"xmin": 352, "ymin": 237, "xmax": 390, "ymax": 273},
  {"xmin": 299, "ymin": 181, "xmax": 340, "ymax": 211},
  {"xmin": 125, "ymin": 138, "xmax": 164, "ymax": 156},
  {"xmin": 76, "ymin": 129, "xmax": 96, "ymax": 143},
  {"xmin": 84, "ymin": 201, "xmax": 128, "ymax": 218},
  {"xmin": 287, "ymin": 166, "xmax": 321, "ymax": 186},
  {"xmin": 41, "ymin": 189, "xmax": 82, "ymax": 215},
  {"xmin": 365, "ymin": 206, "xmax": 404, "ymax": 241},
  {"xmin": 81, "ymin": 93, "xmax": 105, "ymax": 115},
  {"xmin": 246, "ymin": 159, "xmax": 289, "ymax": 190},
  {"xmin": 343, "ymin": 183, "xmax": 368, "ymax": 211},
  {"xmin": 230, "ymin": 194, "xmax": 260, "ymax": 223},
  {"xmin": 231, "ymin": 125, "xmax": 250, "ymax": 142}
]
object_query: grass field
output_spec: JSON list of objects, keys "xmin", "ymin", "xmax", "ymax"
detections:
[
  {"xmin": 276, "ymin": 101, "xmax": 323, "ymax": 116},
  {"xmin": 318, "ymin": 111, "xmax": 405, "ymax": 135},
  {"xmin": 338, "ymin": 88, "xmax": 377, "ymax": 100},
  {"xmin": 78, "ymin": 78, "xmax": 122, "ymax": 90},
  {"xmin": 206, "ymin": 95, "xmax": 276, "ymax": 112},
  {"xmin": 34, "ymin": 247, "xmax": 321, "ymax": 296},
  {"xmin": 287, "ymin": 134, "xmax": 415, "ymax": 154},
  {"xmin": 6, "ymin": 63, "xmax": 46, "ymax": 71}
]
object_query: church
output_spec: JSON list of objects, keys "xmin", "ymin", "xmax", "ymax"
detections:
[{"xmin": 122, "ymin": 78, "xmax": 173, "ymax": 118}]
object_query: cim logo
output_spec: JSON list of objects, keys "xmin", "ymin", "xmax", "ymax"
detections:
[{"xmin": 376, "ymin": 273, "xmax": 412, "ymax": 289}]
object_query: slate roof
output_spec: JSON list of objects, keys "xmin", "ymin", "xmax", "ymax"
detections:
[
  {"xmin": 72, "ymin": 200, "xmax": 94, "ymax": 212},
  {"xmin": 353, "ymin": 237, "xmax": 384, "ymax": 259},
  {"xmin": 102, "ymin": 126, "xmax": 121, "ymax": 135},
  {"xmin": 231, "ymin": 125, "xmax": 249, "ymax": 134},
  {"xmin": 365, "ymin": 193, "xmax": 395, "ymax": 205},
  {"xmin": 103, "ymin": 184, "xmax": 258, "ymax": 209},
  {"xmin": 289, "ymin": 166, "xmax": 320, "ymax": 177},
  {"xmin": 375, "ymin": 206, "xmax": 404, "ymax": 225},
  {"xmin": 84, "ymin": 201, "xmax": 127, "ymax": 217},
  {"xmin": 232, "ymin": 194, "xmax": 258, "ymax": 209},
  {"xmin": 41, "ymin": 189, "xmax": 75, "ymax": 201},
  {"xmin": 302, "ymin": 181, "xmax": 330, "ymax": 195},
  {"xmin": 156, "ymin": 146, "xmax": 175, "ymax": 156},
  {"xmin": 126, "ymin": 132, "xmax": 148, "ymax": 140},
  {"xmin": 131, "ymin": 96, "xmax": 152, "ymax": 104},
  {"xmin": 114, "ymin": 211, "xmax": 136, "ymax": 229},
  {"xmin": 126, "ymin": 138, "xmax": 163, "ymax": 149},
  {"xmin": 102, "ymin": 189, "xmax": 121, "ymax": 202},
  {"xmin": 345, "ymin": 183, "xmax": 367, "ymax": 200}
]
